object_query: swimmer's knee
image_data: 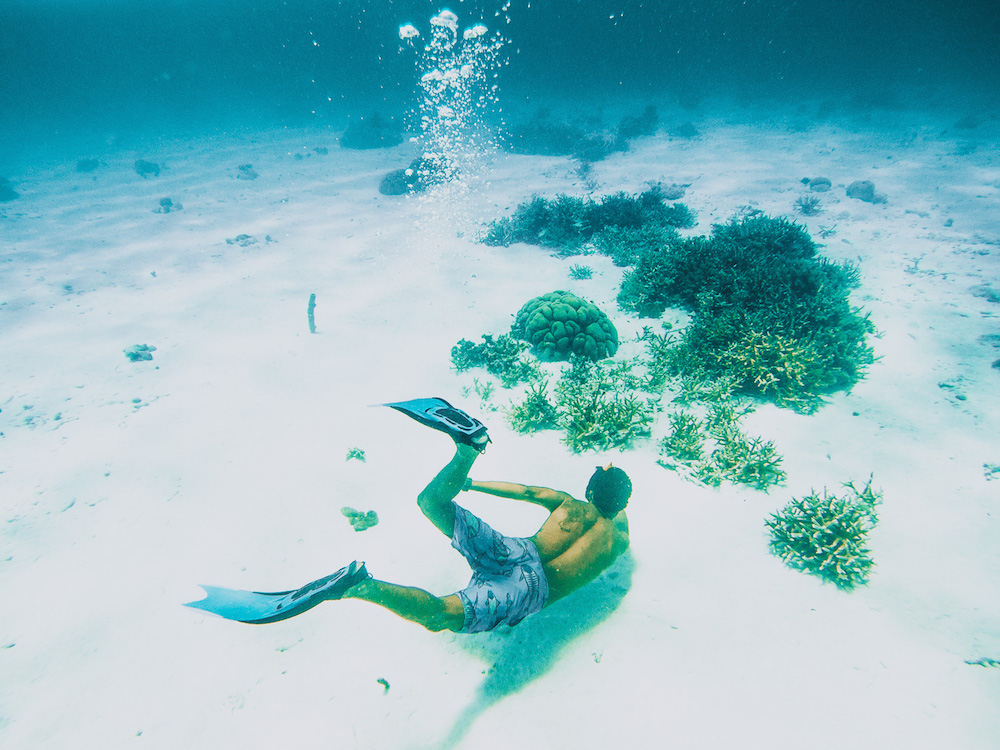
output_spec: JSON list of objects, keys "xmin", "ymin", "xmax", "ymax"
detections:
[
  {"xmin": 416, "ymin": 492, "xmax": 457, "ymax": 537},
  {"xmin": 421, "ymin": 597, "xmax": 464, "ymax": 632},
  {"xmin": 416, "ymin": 489, "xmax": 434, "ymax": 511},
  {"xmin": 421, "ymin": 618, "xmax": 450, "ymax": 633}
]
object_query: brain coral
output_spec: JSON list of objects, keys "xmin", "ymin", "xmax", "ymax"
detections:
[{"xmin": 511, "ymin": 291, "xmax": 619, "ymax": 362}]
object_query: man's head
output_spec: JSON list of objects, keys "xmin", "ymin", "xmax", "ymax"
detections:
[{"xmin": 586, "ymin": 463, "xmax": 632, "ymax": 518}]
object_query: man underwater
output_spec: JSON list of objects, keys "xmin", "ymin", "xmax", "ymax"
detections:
[{"xmin": 186, "ymin": 398, "xmax": 631, "ymax": 633}]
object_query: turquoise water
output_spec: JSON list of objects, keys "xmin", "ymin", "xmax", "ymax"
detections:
[
  {"xmin": 1, "ymin": 0, "xmax": 997, "ymax": 145},
  {"xmin": 1, "ymin": 2, "xmax": 998, "ymax": 749}
]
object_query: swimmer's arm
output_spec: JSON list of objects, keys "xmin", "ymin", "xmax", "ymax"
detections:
[
  {"xmin": 614, "ymin": 510, "xmax": 629, "ymax": 538},
  {"xmin": 467, "ymin": 480, "xmax": 572, "ymax": 512},
  {"xmin": 613, "ymin": 511, "xmax": 630, "ymax": 548}
]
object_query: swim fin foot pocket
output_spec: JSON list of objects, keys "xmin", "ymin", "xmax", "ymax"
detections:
[
  {"xmin": 185, "ymin": 561, "xmax": 370, "ymax": 624},
  {"xmin": 381, "ymin": 397, "xmax": 491, "ymax": 452}
]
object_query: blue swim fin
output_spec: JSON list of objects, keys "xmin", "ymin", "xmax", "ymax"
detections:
[
  {"xmin": 185, "ymin": 561, "xmax": 369, "ymax": 624},
  {"xmin": 381, "ymin": 397, "xmax": 490, "ymax": 452}
]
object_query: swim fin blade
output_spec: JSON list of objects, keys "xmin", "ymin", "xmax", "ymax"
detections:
[
  {"xmin": 185, "ymin": 561, "xmax": 368, "ymax": 624},
  {"xmin": 381, "ymin": 397, "xmax": 490, "ymax": 451}
]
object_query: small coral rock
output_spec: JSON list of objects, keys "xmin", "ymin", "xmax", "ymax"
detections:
[
  {"xmin": 379, "ymin": 167, "xmax": 414, "ymax": 196},
  {"xmin": 124, "ymin": 344, "xmax": 157, "ymax": 362},
  {"xmin": 378, "ymin": 157, "xmax": 446, "ymax": 196},
  {"xmin": 0, "ymin": 177, "xmax": 19, "ymax": 202},
  {"xmin": 341, "ymin": 507, "xmax": 379, "ymax": 531},
  {"xmin": 807, "ymin": 176, "xmax": 832, "ymax": 192},
  {"xmin": 225, "ymin": 234, "xmax": 257, "ymax": 247},
  {"xmin": 846, "ymin": 180, "xmax": 886, "ymax": 204},
  {"xmin": 154, "ymin": 197, "xmax": 181, "ymax": 213},
  {"xmin": 512, "ymin": 291, "xmax": 619, "ymax": 362},
  {"xmin": 134, "ymin": 160, "xmax": 161, "ymax": 178},
  {"xmin": 236, "ymin": 164, "xmax": 259, "ymax": 180}
]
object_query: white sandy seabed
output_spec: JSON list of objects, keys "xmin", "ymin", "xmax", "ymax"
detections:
[{"xmin": 1, "ymin": 105, "xmax": 998, "ymax": 749}]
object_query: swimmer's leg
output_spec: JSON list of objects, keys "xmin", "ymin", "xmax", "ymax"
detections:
[
  {"xmin": 416, "ymin": 443, "xmax": 479, "ymax": 537},
  {"xmin": 344, "ymin": 579, "xmax": 464, "ymax": 632}
]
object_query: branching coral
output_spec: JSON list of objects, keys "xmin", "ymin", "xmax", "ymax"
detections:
[
  {"xmin": 451, "ymin": 333, "xmax": 539, "ymax": 387},
  {"xmin": 554, "ymin": 357, "xmax": 655, "ymax": 452},
  {"xmin": 506, "ymin": 380, "xmax": 560, "ymax": 433},
  {"xmin": 697, "ymin": 423, "xmax": 785, "ymax": 490},
  {"xmin": 619, "ymin": 214, "xmax": 874, "ymax": 409},
  {"xmin": 483, "ymin": 188, "xmax": 695, "ymax": 251},
  {"xmin": 656, "ymin": 386, "xmax": 785, "ymax": 491},
  {"xmin": 593, "ymin": 225, "xmax": 678, "ymax": 268},
  {"xmin": 766, "ymin": 478, "xmax": 881, "ymax": 589},
  {"xmin": 659, "ymin": 411, "xmax": 705, "ymax": 464}
]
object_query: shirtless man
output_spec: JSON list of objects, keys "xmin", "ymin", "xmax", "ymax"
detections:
[
  {"xmin": 343, "ymin": 434, "xmax": 632, "ymax": 633},
  {"xmin": 185, "ymin": 400, "xmax": 630, "ymax": 630}
]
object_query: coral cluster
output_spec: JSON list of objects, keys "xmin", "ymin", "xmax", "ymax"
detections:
[
  {"xmin": 659, "ymin": 410, "xmax": 704, "ymax": 463},
  {"xmin": 452, "ymin": 291, "xmax": 657, "ymax": 450},
  {"xmin": 801, "ymin": 176, "xmax": 831, "ymax": 192},
  {"xmin": 619, "ymin": 213, "xmax": 874, "ymax": 411},
  {"xmin": 511, "ymin": 291, "xmax": 619, "ymax": 362},
  {"xmin": 483, "ymin": 188, "xmax": 695, "ymax": 252},
  {"xmin": 506, "ymin": 380, "xmax": 560, "ymax": 434},
  {"xmin": 593, "ymin": 224, "xmax": 678, "ymax": 267},
  {"xmin": 657, "ymin": 383, "xmax": 785, "ymax": 491},
  {"xmin": 379, "ymin": 157, "xmax": 438, "ymax": 196},
  {"xmin": 766, "ymin": 478, "xmax": 881, "ymax": 589},
  {"xmin": 553, "ymin": 357, "xmax": 655, "ymax": 452},
  {"xmin": 236, "ymin": 164, "xmax": 259, "ymax": 180},
  {"xmin": 451, "ymin": 333, "xmax": 538, "ymax": 387}
]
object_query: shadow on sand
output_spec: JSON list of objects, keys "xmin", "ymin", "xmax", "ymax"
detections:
[{"xmin": 436, "ymin": 552, "xmax": 634, "ymax": 749}]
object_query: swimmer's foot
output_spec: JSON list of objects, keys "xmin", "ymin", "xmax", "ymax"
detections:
[
  {"xmin": 383, "ymin": 397, "xmax": 491, "ymax": 453},
  {"xmin": 184, "ymin": 561, "xmax": 372, "ymax": 624},
  {"xmin": 465, "ymin": 422, "xmax": 491, "ymax": 454},
  {"xmin": 320, "ymin": 561, "xmax": 372, "ymax": 600}
]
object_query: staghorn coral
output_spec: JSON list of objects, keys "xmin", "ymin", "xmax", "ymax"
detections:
[
  {"xmin": 655, "ymin": 381, "xmax": 785, "ymax": 491},
  {"xmin": 451, "ymin": 333, "xmax": 538, "ymax": 387},
  {"xmin": 554, "ymin": 357, "xmax": 654, "ymax": 452},
  {"xmin": 506, "ymin": 380, "xmax": 560, "ymax": 433},
  {"xmin": 696, "ymin": 423, "xmax": 785, "ymax": 490},
  {"xmin": 766, "ymin": 478, "xmax": 881, "ymax": 589},
  {"xmin": 619, "ymin": 214, "xmax": 874, "ymax": 409},
  {"xmin": 659, "ymin": 411, "xmax": 705, "ymax": 464},
  {"xmin": 483, "ymin": 188, "xmax": 695, "ymax": 251}
]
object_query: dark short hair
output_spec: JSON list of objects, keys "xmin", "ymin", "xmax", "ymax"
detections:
[{"xmin": 586, "ymin": 466, "xmax": 632, "ymax": 518}]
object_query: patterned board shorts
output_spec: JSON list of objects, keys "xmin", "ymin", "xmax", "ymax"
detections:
[{"xmin": 451, "ymin": 503, "xmax": 549, "ymax": 633}]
